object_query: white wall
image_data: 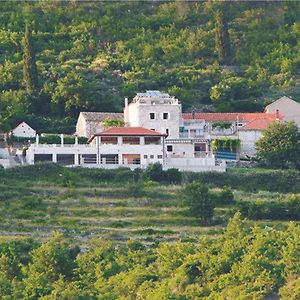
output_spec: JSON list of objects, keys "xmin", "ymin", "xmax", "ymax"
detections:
[
  {"xmin": 26, "ymin": 144, "xmax": 97, "ymax": 165},
  {"xmin": 165, "ymin": 157, "xmax": 226, "ymax": 172},
  {"xmin": 239, "ymin": 130, "xmax": 263, "ymax": 157},
  {"xmin": 265, "ymin": 96, "xmax": 300, "ymax": 126},
  {"xmin": 125, "ymin": 96, "xmax": 181, "ymax": 139},
  {"xmin": 76, "ymin": 113, "xmax": 87, "ymax": 137},
  {"xmin": 13, "ymin": 123, "xmax": 36, "ymax": 138}
]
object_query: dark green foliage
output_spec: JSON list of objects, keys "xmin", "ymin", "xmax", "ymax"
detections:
[
  {"xmin": 142, "ymin": 162, "xmax": 165, "ymax": 182},
  {"xmin": 23, "ymin": 24, "xmax": 38, "ymax": 93},
  {"xmin": 215, "ymin": 10, "xmax": 231, "ymax": 63},
  {"xmin": 183, "ymin": 181, "xmax": 216, "ymax": 224},
  {"xmin": 185, "ymin": 168, "xmax": 300, "ymax": 193},
  {"xmin": 164, "ymin": 168, "xmax": 182, "ymax": 184},
  {"xmin": 142, "ymin": 163, "xmax": 182, "ymax": 184},
  {"xmin": 10, "ymin": 134, "xmax": 88, "ymax": 144},
  {"xmin": 212, "ymin": 121, "xmax": 232, "ymax": 129},
  {"xmin": 0, "ymin": 2, "xmax": 300, "ymax": 129},
  {"xmin": 212, "ymin": 138, "xmax": 240, "ymax": 151},
  {"xmin": 256, "ymin": 122, "xmax": 300, "ymax": 170},
  {"xmin": 238, "ymin": 194, "xmax": 300, "ymax": 220},
  {"xmin": 1, "ymin": 215, "xmax": 300, "ymax": 299},
  {"xmin": 214, "ymin": 186, "xmax": 235, "ymax": 205}
]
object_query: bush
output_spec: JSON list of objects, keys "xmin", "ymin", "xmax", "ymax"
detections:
[
  {"xmin": 184, "ymin": 169, "xmax": 300, "ymax": 193},
  {"xmin": 126, "ymin": 182, "xmax": 145, "ymax": 198},
  {"xmin": 165, "ymin": 168, "xmax": 182, "ymax": 184},
  {"xmin": 183, "ymin": 181, "xmax": 216, "ymax": 225},
  {"xmin": 237, "ymin": 194, "xmax": 300, "ymax": 220},
  {"xmin": 142, "ymin": 163, "xmax": 164, "ymax": 182},
  {"xmin": 216, "ymin": 187, "xmax": 235, "ymax": 205}
]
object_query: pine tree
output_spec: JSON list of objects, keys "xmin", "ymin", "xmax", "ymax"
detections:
[
  {"xmin": 215, "ymin": 10, "xmax": 231, "ymax": 64},
  {"xmin": 23, "ymin": 24, "xmax": 38, "ymax": 93}
]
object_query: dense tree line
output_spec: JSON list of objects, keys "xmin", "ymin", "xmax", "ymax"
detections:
[
  {"xmin": 0, "ymin": 214, "xmax": 300, "ymax": 299},
  {"xmin": 0, "ymin": 1, "xmax": 299, "ymax": 131}
]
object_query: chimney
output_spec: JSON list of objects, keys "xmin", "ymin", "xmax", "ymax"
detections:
[
  {"xmin": 125, "ymin": 97, "xmax": 128, "ymax": 107},
  {"xmin": 276, "ymin": 109, "xmax": 279, "ymax": 121}
]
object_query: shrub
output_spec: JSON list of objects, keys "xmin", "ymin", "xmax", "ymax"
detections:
[
  {"xmin": 216, "ymin": 187, "xmax": 235, "ymax": 205},
  {"xmin": 126, "ymin": 182, "xmax": 145, "ymax": 198},
  {"xmin": 237, "ymin": 194, "xmax": 300, "ymax": 220},
  {"xmin": 184, "ymin": 169, "xmax": 300, "ymax": 193},
  {"xmin": 183, "ymin": 181, "xmax": 216, "ymax": 225},
  {"xmin": 142, "ymin": 163, "xmax": 164, "ymax": 182},
  {"xmin": 165, "ymin": 168, "xmax": 182, "ymax": 184}
]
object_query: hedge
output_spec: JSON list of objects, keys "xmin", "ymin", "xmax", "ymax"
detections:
[{"xmin": 184, "ymin": 169, "xmax": 300, "ymax": 193}]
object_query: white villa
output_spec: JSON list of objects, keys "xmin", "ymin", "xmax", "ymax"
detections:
[{"xmin": 25, "ymin": 90, "xmax": 291, "ymax": 172}]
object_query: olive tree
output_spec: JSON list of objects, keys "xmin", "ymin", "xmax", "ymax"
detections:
[
  {"xmin": 183, "ymin": 181, "xmax": 216, "ymax": 225},
  {"xmin": 256, "ymin": 122, "xmax": 300, "ymax": 170}
]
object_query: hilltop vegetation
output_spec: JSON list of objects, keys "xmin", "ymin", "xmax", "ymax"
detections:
[{"xmin": 0, "ymin": 1, "xmax": 300, "ymax": 131}]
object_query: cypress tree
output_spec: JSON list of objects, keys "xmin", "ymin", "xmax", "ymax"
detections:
[
  {"xmin": 23, "ymin": 24, "xmax": 38, "ymax": 93},
  {"xmin": 215, "ymin": 10, "xmax": 231, "ymax": 64}
]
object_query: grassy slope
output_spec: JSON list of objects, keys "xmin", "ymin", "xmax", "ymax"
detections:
[{"xmin": 0, "ymin": 164, "xmax": 298, "ymax": 246}]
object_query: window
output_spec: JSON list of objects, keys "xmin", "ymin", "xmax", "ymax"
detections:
[
  {"xmin": 81, "ymin": 154, "xmax": 97, "ymax": 164},
  {"xmin": 144, "ymin": 155, "xmax": 148, "ymax": 159},
  {"xmin": 101, "ymin": 154, "xmax": 118, "ymax": 164},
  {"xmin": 57, "ymin": 154, "xmax": 75, "ymax": 165},
  {"xmin": 145, "ymin": 137, "xmax": 161, "ymax": 144},
  {"xmin": 157, "ymin": 155, "xmax": 163, "ymax": 159},
  {"xmin": 123, "ymin": 154, "xmax": 141, "ymax": 165},
  {"xmin": 166, "ymin": 129, "xmax": 169, "ymax": 136},
  {"xmin": 150, "ymin": 155, "xmax": 154, "ymax": 159},
  {"xmin": 101, "ymin": 136, "xmax": 117, "ymax": 144},
  {"xmin": 194, "ymin": 143, "xmax": 206, "ymax": 152},
  {"xmin": 34, "ymin": 154, "xmax": 52, "ymax": 163},
  {"xmin": 123, "ymin": 136, "xmax": 140, "ymax": 144},
  {"xmin": 167, "ymin": 145, "xmax": 173, "ymax": 152},
  {"xmin": 163, "ymin": 113, "xmax": 169, "ymax": 120},
  {"xmin": 150, "ymin": 113, "xmax": 155, "ymax": 120}
]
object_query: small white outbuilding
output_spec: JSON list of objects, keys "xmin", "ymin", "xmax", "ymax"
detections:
[{"xmin": 12, "ymin": 122, "xmax": 36, "ymax": 138}]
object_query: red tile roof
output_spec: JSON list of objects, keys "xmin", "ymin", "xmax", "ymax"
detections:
[
  {"xmin": 88, "ymin": 127, "xmax": 166, "ymax": 143},
  {"xmin": 182, "ymin": 112, "xmax": 283, "ymax": 122},
  {"xmin": 239, "ymin": 119, "xmax": 278, "ymax": 131}
]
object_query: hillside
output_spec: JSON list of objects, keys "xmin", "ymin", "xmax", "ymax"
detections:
[
  {"xmin": 0, "ymin": 1, "xmax": 300, "ymax": 132},
  {"xmin": 1, "ymin": 164, "xmax": 300, "ymax": 298}
]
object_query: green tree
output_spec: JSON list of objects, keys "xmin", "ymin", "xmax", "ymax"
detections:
[
  {"xmin": 23, "ymin": 24, "xmax": 38, "ymax": 93},
  {"xmin": 23, "ymin": 232, "xmax": 79, "ymax": 299},
  {"xmin": 183, "ymin": 181, "xmax": 216, "ymax": 224},
  {"xmin": 256, "ymin": 122, "xmax": 300, "ymax": 169},
  {"xmin": 215, "ymin": 10, "xmax": 231, "ymax": 64}
]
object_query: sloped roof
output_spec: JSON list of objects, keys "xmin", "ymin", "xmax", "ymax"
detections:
[
  {"xmin": 88, "ymin": 127, "xmax": 166, "ymax": 143},
  {"xmin": 239, "ymin": 118, "xmax": 277, "ymax": 131},
  {"xmin": 80, "ymin": 112, "xmax": 124, "ymax": 122},
  {"xmin": 182, "ymin": 112, "xmax": 283, "ymax": 122}
]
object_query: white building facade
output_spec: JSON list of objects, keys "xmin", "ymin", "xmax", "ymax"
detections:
[
  {"xmin": 124, "ymin": 91, "xmax": 181, "ymax": 139},
  {"xmin": 26, "ymin": 127, "xmax": 225, "ymax": 172},
  {"xmin": 264, "ymin": 96, "xmax": 300, "ymax": 127},
  {"xmin": 12, "ymin": 122, "xmax": 36, "ymax": 138}
]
